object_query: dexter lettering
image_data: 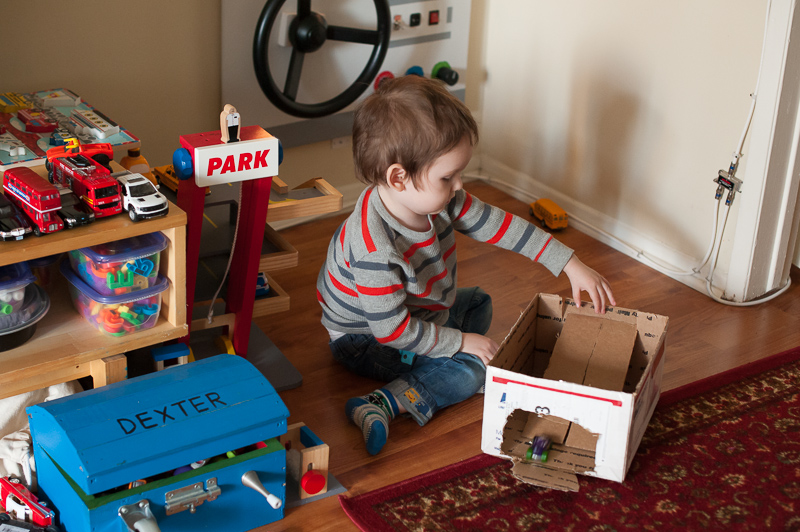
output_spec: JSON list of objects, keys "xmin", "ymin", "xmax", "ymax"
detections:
[
  {"xmin": 206, "ymin": 150, "xmax": 270, "ymax": 176},
  {"xmin": 116, "ymin": 392, "xmax": 227, "ymax": 435}
]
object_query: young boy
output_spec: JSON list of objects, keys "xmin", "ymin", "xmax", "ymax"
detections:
[{"xmin": 316, "ymin": 76, "xmax": 615, "ymax": 455}]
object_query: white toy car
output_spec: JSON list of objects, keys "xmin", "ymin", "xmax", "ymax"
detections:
[{"xmin": 114, "ymin": 172, "xmax": 169, "ymax": 222}]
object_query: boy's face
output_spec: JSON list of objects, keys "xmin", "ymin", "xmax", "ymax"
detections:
[{"xmin": 402, "ymin": 137, "xmax": 472, "ymax": 216}]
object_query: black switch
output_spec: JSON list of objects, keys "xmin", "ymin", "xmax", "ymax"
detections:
[{"xmin": 410, "ymin": 13, "xmax": 421, "ymax": 27}]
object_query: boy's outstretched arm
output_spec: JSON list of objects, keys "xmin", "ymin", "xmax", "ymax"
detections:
[{"xmin": 562, "ymin": 255, "xmax": 616, "ymax": 314}]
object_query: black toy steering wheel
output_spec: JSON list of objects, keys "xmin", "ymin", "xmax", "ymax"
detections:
[{"xmin": 253, "ymin": 0, "xmax": 392, "ymax": 119}]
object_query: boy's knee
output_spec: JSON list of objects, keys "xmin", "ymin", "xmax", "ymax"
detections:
[{"xmin": 453, "ymin": 353, "xmax": 487, "ymax": 394}]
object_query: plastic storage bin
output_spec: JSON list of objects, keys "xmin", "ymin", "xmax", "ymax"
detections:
[
  {"xmin": 28, "ymin": 253, "xmax": 62, "ymax": 290},
  {"xmin": 0, "ymin": 262, "xmax": 50, "ymax": 351},
  {"xmin": 67, "ymin": 232, "xmax": 167, "ymax": 296},
  {"xmin": 61, "ymin": 260, "xmax": 168, "ymax": 337}
]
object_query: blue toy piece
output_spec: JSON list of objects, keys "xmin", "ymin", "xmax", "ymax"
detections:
[
  {"xmin": 172, "ymin": 148, "xmax": 194, "ymax": 180},
  {"xmin": 151, "ymin": 343, "xmax": 190, "ymax": 363},
  {"xmin": 27, "ymin": 355, "xmax": 290, "ymax": 532}
]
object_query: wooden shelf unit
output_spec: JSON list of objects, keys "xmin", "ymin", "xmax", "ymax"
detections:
[
  {"xmin": 0, "ymin": 164, "xmax": 187, "ymax": 399},
  {"xmin": 252, "ymin": 178, "xmax": 342, "ymax": 319}
]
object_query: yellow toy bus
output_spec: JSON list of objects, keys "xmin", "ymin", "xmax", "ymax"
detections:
[{"xmin": 529, "ymin": 198, "xmax": 568, "ymax": 230}]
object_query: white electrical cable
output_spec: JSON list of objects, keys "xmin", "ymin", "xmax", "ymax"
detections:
[{"xmin": 207, "ymin": 182, "xmax": 243, "ymax": 323}]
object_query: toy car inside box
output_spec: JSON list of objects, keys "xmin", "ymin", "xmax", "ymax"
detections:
[
  {"xmin": 27, "ymin": 355, "xmax": 290, "ymax": 532},
  {"xmin": 60, "ymin": 260, "xmax": 167, "ymax": 337},
  {"xmin": 481, "ymin": 293, "xmax": 668, "ymax": 492},
  {"xmin": 67, "ymin": 232, "xmax": 167, "ymax": 296},
  {"xmin": 0, "ymin": 262, "xmax": 50, "ymax": 352}
]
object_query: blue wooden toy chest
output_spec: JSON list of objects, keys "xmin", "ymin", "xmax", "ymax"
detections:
[{"xmin": 27, "ymin": 355, "xmax": 290, "ymax": 532}]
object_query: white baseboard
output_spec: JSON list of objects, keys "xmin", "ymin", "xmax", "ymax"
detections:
[{"xmin": 475, "ymin": 156, "xmax": 717, "ymax": 295}]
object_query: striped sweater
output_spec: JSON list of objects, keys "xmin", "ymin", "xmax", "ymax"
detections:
[{"xmin": 316, "ymin": 187, "xmax": 574, "ymax": 358}]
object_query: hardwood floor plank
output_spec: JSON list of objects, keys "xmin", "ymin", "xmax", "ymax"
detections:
[{"xmin": 252, "ymin": 181, "xmax": 800, "ymax": 531}]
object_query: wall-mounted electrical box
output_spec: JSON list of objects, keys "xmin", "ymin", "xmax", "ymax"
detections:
[{"xmin": 221, "ymin": 0, "xmax": 472, "ymax": 148}]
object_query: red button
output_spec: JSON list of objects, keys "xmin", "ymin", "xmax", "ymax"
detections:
[
  {"xmin": 429, "ymin": 10, "xmax": 439, "ymax": 25},
  {"xmin": 301, "ymin": 470, "xmax": 326, "ymax": 495}
]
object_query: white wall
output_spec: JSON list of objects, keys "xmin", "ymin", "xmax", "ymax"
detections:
[
  {"xmin": 476, "ymin": 0, "xmax": 800, "ymax": 281},
  {"xmin": 3, "ymin": 0, "xmax": 797, "ymax": 273}
]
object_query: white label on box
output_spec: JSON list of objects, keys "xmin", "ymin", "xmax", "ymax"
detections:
[{"xmin": 193, "ymin": 136, "xmax": 279, "ymax": 186}]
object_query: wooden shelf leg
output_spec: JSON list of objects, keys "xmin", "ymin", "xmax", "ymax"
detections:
[{"xmin": 90, "ymin": 354, "xmax": 127, "ymax": 387}]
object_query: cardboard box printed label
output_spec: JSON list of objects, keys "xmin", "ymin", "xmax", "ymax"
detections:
[{"xmin": 481, "ymin": 294, "xmax": 668, "ymax": 492}]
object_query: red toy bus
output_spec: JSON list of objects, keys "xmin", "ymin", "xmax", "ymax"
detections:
[
  {"xmin": 3, "ymin": 166, "xmax": 64, "ymax": 236},
  {"xmin": 46, "ymin": 143, "xmax": 122, "ymax": 218}
]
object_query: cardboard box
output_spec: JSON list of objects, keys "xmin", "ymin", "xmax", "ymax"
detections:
[{"xmin": 481, "ymin": 294, "xmax": 668, "ymax": 491}]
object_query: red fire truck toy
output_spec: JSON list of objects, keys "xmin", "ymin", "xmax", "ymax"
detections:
[
  {"xmin": 0, "ymin": 476, "xmax": 55, "ymax": 528},
  {"xmin": 45, "ymin": 142, "xmax": 122, "ymax": 218},
  {"xmin": 2, "ymin": 167, "xmax": 64, "ymax": 236}
]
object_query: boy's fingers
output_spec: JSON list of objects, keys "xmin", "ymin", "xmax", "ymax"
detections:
[{"xmin": 572, "ymin": 286, "xmax": 582, "ymax": 309}]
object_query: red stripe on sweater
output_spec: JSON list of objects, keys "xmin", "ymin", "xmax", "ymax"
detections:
[
  {"xmin": 357, "ymin": 283, "xmax": 404, "ymax": 296},
  {"xmin": 361, "ymin": 189, "xmax": 376, "ymax": 253},
  {"xmin": 487, "ymin": 212, "xmax": 512, "ymax": 244},
  {"xmin": 443, "ymin": 242, "xmax": 456, "ymax": 261},
  {"xmin": 534, "ymin": 235, "xmax": 552, "ymax": 262},
  {"xmin": 328, "ymin": 271, "xmax": 358, "ymax": 297},
  {"xmin": 339, "ymin": 220, "xmax": 350, "ymax": 267},
  {"xmin": 415, "ymin": 269, "xmax": 448, "ymax": 298},
  {"xmin": 376, "ymin": 314, "xmax": 410, "ymax": 343},
  {"xmin": 455, "ymin": 193, "xmax": 473, "ymax": 220},
  {"xmin": 403, "ymin": 234, "xmax": 436, "ymax": 262}
]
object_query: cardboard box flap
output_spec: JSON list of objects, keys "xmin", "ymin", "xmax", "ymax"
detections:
[
  {"xmin": 544, "ymin": 314, "xmax": 636, "ymax": 392},
  {"xmin": 511, "ymin": 461, "xmax": 579, "ymax": 492},
  {"xmin": 564, "ymin": 422, "xmax": 599, "ymax": 451},
  {"xmin": 500, "ymin": 409, "xmax": 596, "ymax": 491},
  {"xmin": 27, "ymin": 355, "xmax": 289, "ymax": 495}
]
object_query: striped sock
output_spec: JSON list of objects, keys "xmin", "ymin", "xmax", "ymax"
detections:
[{"xmin": 345, "ymin": 388, "xmax": 399, "ymax": 456}]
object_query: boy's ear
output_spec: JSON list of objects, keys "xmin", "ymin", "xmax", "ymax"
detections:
[{"xmin": 385, "ymin": 164, "xmax": 407, "ymax": 191}]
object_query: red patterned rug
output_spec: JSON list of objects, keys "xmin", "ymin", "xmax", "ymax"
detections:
[{"xmin": 340, "ymin": 347, "xmax": 800, "ymax": 531}]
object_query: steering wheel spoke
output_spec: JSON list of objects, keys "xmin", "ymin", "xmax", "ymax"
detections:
[
  {"xmin": 284, "ymin": 48, "xmax": 306, "ymax": 100},
  {"xmin": 327, "ymin": 25, "xmax": 382, "ymax": 45},
  {"xmin": 296, "ymin": 0, "xmax": 311, "ymax": 18}
]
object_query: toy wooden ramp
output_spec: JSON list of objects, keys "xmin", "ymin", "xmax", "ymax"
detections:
[{"xmin": 266, "ymin": 177, "xmax": 342, "ymax": 222}]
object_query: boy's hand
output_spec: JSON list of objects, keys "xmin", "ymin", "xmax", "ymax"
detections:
[
  {"xmin": 562, "ymin": 255, "xmax": 616, "ymax": 314},
  {"xmin": 460, "ymin": 333, "xmax": 500, "ymax": 366}
]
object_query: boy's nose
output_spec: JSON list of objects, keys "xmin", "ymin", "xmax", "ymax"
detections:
[{"xmin": 453, "ymin": 176, "xmax": 463, "ymax": 192}]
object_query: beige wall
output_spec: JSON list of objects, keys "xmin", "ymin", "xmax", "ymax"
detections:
[
  {"xmin": 477, "ymin": 0, "xmax": 800, "ymax": 271},
  {"xmin": 3, "ymin": 0, "xmax": 797, "ymax": 269}
]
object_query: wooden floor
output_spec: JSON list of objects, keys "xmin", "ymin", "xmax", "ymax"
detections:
[{"xmin": 253, "ymin": 181, "xmax": 800, "ymax": 532}]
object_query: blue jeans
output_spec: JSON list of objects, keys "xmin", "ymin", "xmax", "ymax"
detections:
[{"xmin": 329, "ymin": 287, "xmax": 492, "ymax": 426}]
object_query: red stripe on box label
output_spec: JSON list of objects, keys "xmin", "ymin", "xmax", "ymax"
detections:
[{"xmin": 492, "ymin": 377, "xmax": 623, "ymax": 407}]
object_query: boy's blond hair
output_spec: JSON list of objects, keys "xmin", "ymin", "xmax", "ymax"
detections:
[{"xmin": 353, "ymin": 76, "xmax": 478, "ymax": 188}]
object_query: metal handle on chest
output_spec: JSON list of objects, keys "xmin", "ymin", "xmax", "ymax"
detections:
[
  {"xmin": 118, "ymin": 499, "xmax": 161, "ymax": 532},
  {"xmin": 242, "ymin": 470, "xmax": 282, "ymax": 509}
]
